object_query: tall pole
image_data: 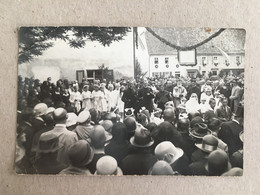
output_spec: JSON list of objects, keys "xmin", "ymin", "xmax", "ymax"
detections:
[{"xmin": 133, "ymin": 27, "xmax": 136, "ymax": 80}]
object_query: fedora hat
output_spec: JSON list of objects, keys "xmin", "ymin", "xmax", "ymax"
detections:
[
  {"xmin": 53, "ymin": 108, "xmax": 67, "ymax": 121},
  {"xmin": 190, "ymin": 116, "xmax": 204, "ymax": 128},
  {"xmin": 45, "ymin": 107, "xmax": 55, "ymax": 115},
  {"xmin": 68, "ymin": 140, "xmax": 94, "ymax": 167},
  {"xmin": 154, "ymin": 141, "xmax": 184, "ymax": 165},
  {"xmin": 221, "ymin": 167, "xmax": 243, "ymax": 176},
  {"xmin": 130, "ymin": 124, "xmax": 154, "ymax": 148},
  {"xmin": 33, "ymin": 103, "xmax": 48, "ymax": 117},
  {"xmin": 35, "ymin": 133, "xmax": 62, "ymax": 153},
  {"xmin": 148, "ymin": 160, "xmax": 175, "ymax": 175},
  {"xmin": 189, "ymin": 123, "xmax": 212, "ymax": 139},
  {"xmin": 95, "ymin": 156, "xmax": 123, "ymax": 176},
  {"xmin": 205, "ymin": 150, "xmax": 231, "ymax": 176},
  {"xmin": 99, "ymin": 120, "xmax": 113, "ymax": 133},
  {"xmin": 195, "ymin": 135, "xmax": 219, "ymax": 153}
]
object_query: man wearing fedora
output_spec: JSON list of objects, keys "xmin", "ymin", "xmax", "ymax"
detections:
[
  {"xmin": 33, "ymin": 133, "xmax": 68, "ymax": 174},
  {"xmin": 87, "ymin": 125, "xmax": 107, "ymax": 174},
  {"xmin": 154, "ymin": 141, "xmax": 190, "ymax": 175},
  {"xmin": 95, "ymin": 156, "xmax": 123, "ymax": 176},
  {"xmin": 41, "ymin": 108, "xmax": 78, "ymax": 165},
  {"xmin": 59, "ymin": 140, "xmax": 94, "ymax": 175},
  {"xmin": 120, "ymin": 126, "xmax": 157, "ymax": 175}
]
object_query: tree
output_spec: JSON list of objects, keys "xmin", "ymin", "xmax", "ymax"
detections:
[
  {"xmin": 18, "ymin": 27, "xmax": 131, "ymax": 64},
  {"xmin": 135, "ymin": 59, "xmax": 147, "ymax": 80}
]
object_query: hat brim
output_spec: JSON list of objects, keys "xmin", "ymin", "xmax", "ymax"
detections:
[
  {"xmin": 195, "ymin": 143, "xmax": 219, "ymax": 153},
  {"xmin": 94, "ymin": 167, "xmax": 123, "ymax": 176},
  {"xmin": 73, "ymin": 147, "xmax": 94, "ymax": 167},
  {"xmin": 168, "ymin": 148, "xmax": 184, "ymax": 164},
  {"xmin": 239, "ymin": 132, "xmax": 244, "ymax": 142},
  {"xmin": 130, "ymin": 136, "xmax": 154, "ymax": 148},
  {"xmin": 189, "ymin": 129, "xmax": 212, "ymax": 139}
]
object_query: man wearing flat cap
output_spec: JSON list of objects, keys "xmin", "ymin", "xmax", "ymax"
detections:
[
  {"xmin": 41, "ymin": 108, "xmax": 78, "ymax": 165},
  {"xmin": 73, "ymin": 110, "xmax": 94, "ymax": 142}
]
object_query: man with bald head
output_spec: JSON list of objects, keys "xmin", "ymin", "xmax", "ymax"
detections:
[
  {"xmin": 163, "ymin": 107, "xmax": 175, "ymax": 124},
  {"xmin": 41, "ymin": 108, "xmax": 78, "ymax": 165}
]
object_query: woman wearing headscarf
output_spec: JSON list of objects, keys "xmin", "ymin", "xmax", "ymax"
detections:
[{"xmin": 185, "ymin": 93, "xmax": 200, "ymax": 114}]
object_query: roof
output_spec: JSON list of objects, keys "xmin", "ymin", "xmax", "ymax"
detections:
[{"xmin": 145, "ymin": 28, "xmax": 245, "ymax": 55}]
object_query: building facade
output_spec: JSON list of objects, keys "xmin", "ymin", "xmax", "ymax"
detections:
[{"xmin": 136, "ymin": 28, "xmax": 245, "ymax": 78}]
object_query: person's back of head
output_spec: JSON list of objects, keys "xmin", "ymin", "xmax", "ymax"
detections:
[
  {"xmin": 136, "ymin": 113, "xmax": 148, "ymax": 127},
  {"xmin": 206, "ymin": 150, "xmax": 231, "ymax": 176},
  {"xmin": 111, "ymin": 122, "xmax": 127, "ymax": 142},
  {"xmin": 146, "ymin": 122, "xmax": 158, "ymax": 135},
  {"xmin": 163, "ymin": 108, "xmax": 175, "ymax": 123},
  {"xmin": 53, "ymin": 108, "xmax": 67, "ymax": 124},
  {"xmin": 90, "ymin": 125, "xmax": 106, "ymax": 149},
  {"xmin": 153, "ymin": 121, "xmax": 179, "ymax": 145},
  {"xmin": 177, "ymin": 117, "xmax": 190, "ymax": 133},
  {"xmin": 124, "ymin": 117, "xmax": 137, "ymax": 140}
]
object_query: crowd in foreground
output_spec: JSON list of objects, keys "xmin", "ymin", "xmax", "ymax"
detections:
[{"xmin": 16, "ymin": 74, "xmax": 244, "ymax": 176}]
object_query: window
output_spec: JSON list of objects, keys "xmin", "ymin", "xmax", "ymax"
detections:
[
  {"xmin": 154, "ymin": 57, "xmax": 158, "ymax": 64},
  {"xmin": 212, "ymin": 71, "xmax": 217, "ymax": 75},
  {"xmin": 236, "ymin": 56, "xmax": 241, "ymax": 65},
  {"xmin": 87, "ymin": 70, "xmax": 94, "ymax": 78},
  {"xmin": 165, "ymin": 57, "xmax": 169, "ymax": 64},
  {"xmin": 213, "ymin": 56, "xmax": 218, "ymax": 66},
  {"xmin": 225, "ymin": 60, "xmax": 230, "ymax": 66},
  {"xmin": 202, "ymin": 56, "xmax": 207, "ymax": 66}
]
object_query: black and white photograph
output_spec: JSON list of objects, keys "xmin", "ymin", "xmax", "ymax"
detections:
[{"xmin": 16, "ymin": 26, "xmax": 245, "ymax": 176}]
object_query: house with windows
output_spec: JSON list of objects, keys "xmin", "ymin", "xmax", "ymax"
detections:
[{"xmin": 136, "ymin": 28, "xmax": 245, "ymax": 78}]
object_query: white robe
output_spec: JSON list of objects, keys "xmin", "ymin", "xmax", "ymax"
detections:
[{"xmin": 82, "ymin": 91, "xmax": 92, "ymax": 110}]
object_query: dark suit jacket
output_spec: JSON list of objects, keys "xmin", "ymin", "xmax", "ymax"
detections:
[
  {"xmin": 218, "ymin": 120, "xmax": 243, "ymax": 155},
  {"xmin": 120, "ymin": 151, "xmax": 157, "ymax": 175},
  {"xmin": 216, "ymin": 105, "xmax": 232, "ymax": 121}
]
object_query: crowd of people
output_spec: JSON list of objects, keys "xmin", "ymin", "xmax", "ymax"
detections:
[{"xmin": 16, "ymin": 73, "xmax": 244, "ymax": 176}]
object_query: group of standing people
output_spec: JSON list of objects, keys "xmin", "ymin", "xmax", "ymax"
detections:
[{"xmin": 16, "ymin": 74, "xmax": 244, "ymax": 176}]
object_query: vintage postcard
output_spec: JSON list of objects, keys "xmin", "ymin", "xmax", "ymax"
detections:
[{"xmin": 16, "ymin": 27, "xmax": 245, "ymax": 176}]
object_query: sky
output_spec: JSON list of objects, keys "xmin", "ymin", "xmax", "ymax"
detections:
[{"xmin": 35, "ymin": 29, "xmax": 134, "ymax": 77}]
